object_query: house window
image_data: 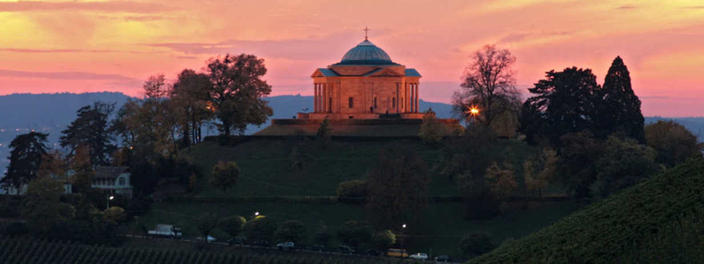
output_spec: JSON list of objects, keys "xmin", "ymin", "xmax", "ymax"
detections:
[
  {"xmin": 119, "ymin": 177, "xmax": 125, "ymax": 186},
  {"xmin": 374, "ymin": 97, "xmax": 377, "ymax": 108},
  {"xmin": 392, "ymin": 97, "xmax": 396, "ymax": 108},
  {"xmin": 348, "ymin": 97, "xmax": 354, "ymax": 108}
]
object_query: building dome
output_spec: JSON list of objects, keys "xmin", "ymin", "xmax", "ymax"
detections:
[{"xmin": 339, "ymin": 39, "xmax": 394, "ymax": 65}]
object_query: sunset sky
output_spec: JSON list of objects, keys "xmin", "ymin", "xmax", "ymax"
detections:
[{"xmin": 0, "ymin": 0, "xmax": 703, "ymax": 116}]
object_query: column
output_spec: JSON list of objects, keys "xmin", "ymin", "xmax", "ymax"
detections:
[
  {"xmin": 415, "ymin": 83, "xmax": 419, "ymax": 113},
  {"xmin": 315, "ymin": 84, "xmax": 319, "ymax": 112}
]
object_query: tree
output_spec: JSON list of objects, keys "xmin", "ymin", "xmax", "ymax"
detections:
[
  {"xmin": 337, "ymin": 220, "xmax": 372, "ymax": 249},
  {"xmin": 454, "ymin": 45, "xmax": 520, "ymax": 128},
  {"xmin": 645, "ymin": 120, "xmax": 703, "ymax": 167},
  {"xmin": 22, "ymin": 176, "xmax": 75, "ymax": 235},
  {"xmin": 595, "ymin": 136, "xmax": 658, "ymax": 197},
  {"xmin": 196, "ymin": 213, "xmax": 219, "ymax": 243},
  {"xmin": 103, "ymin": 206, "xmax": 126, "ymax": 223},
  {"xmin": 418, "ymin": 109, "xmax": 447, "ymax": 144},
  {"xmin": 313, "ymin": 224, "xmax": 332, "ymax": 246},
  {"xmin": 336, "ymin": 180, "xmax": 367, "ymax": 203},
  {"xmin": 243, "ymin": 216, "xmax": 277, "ymax": 245},
  {"xmin": 206, "ymin": 54, "xmax": 273, "ymax": 136},
  {"xmin": 2, "ymin": 132, "xmax": 48, "ymax": 194},
  {"xmin": 558, "ymin": 131, "xmax": 603, "ymax": 199},
  {"xmin": 69, "ymin": 145, "xmax": 95, "ymax": 193},
  {"xmin": 171, "ymin": 69, "xmax": 213, "ymax": 147},
  {"xmin": 596, "ymin": 57, "xmax": 645, "ymax": 142},
  {"xmin": 484, "ymin": 162, "xmax": 517, "ymax": 202},
  {"xmin": 365, "ymin": 146, "xmax": 429, "ymax": 229},
  {"xmin": 220, "ymin": 215, "xmax": 246, "ymax": 238},
  {"xmin": 60, "ymin": 102, "xmax": 116, "ymax": 165},
  {"xmin": 275, "ymin": 220, "xmax": 306, "ymax": 244},
  {"xmin": 143, "ymin": 74, "xmax": 169, "ymax": 99},
  {"xmin": 521, "ymin": 67, "xmax": 600, "ymax": 145},
  {"xmin": 523, "ymin": 148, "xmax": 558, "ymax": 197},
  {"xmin": 210, "ymin": 161, "xmax": 240, "ymax": 193},
  {"xmin": 371, "ymin": 230, "xmax": 396, "ymax": 250},
  {"xmin": 316, "ymin": 118, "xmax": 331, "ymax": 145}
]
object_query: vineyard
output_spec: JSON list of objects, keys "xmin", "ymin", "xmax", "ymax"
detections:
[{"xmin": 0, "ymin": 237, "xmax": 416, "ymax": 264}]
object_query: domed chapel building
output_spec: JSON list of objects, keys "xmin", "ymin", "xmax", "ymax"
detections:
[
  {"xmin": 298, "ymin": 35, "xmax": 424, "ymax": 120},
  {"xmin": 258, "ymin": 32, "xmax": 459, "ymax": 136}
]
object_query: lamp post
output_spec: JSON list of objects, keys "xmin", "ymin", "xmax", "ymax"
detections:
[
  {"xmin": 107, "ymin": 195, "xmax": 114, "ymax": 209},
  {"xmin": 400, "ymin": 224, "xmax": 407, "ymax": 251}
]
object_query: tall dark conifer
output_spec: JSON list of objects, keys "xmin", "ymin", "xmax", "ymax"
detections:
[
  {"xmin": 597, "ymin": 56, "xmax": 645, "ymax": 142},
  {"xmin": 60, "ymin": 102, "xmax": 116, "ymax": 165},
  {"xmin": 1, "ymin": 132, "xmax": 48, "ymax": 193}
]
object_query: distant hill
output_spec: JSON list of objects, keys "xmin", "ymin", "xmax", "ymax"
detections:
[{"xmin": 469, "ymin": 157, "xmax": 704, "ymax": 263}]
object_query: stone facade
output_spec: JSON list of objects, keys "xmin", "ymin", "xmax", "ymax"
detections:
[{"xmin": 298, "ymin": 38, "xmax": 422, "ymax": 120}]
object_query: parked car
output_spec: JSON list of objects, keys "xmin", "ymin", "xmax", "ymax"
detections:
[
  {"xmin": 276, "ymin": 241, "xmax": 295, "ymax": 251},
  {"xmin": 338, "ymin": 245, "xmax": 355, "ymax": 254},
  {"xmin": 409, "ymin": 252, "xmax": 429, "ymax": 260},
  {"xmin": 434, "ymin": 255, "xmax": 450, "ymax": 262},
  {"xmin": 196, "ymin": 235, "xmax": 216, "ymax": 243},
  {"xmin": 386, "ymin": 248, "xmax": 408, "ymax": 258},
  {"xmin": 147, "ymin": 224, "xmax": 182, "ymax": 239}
]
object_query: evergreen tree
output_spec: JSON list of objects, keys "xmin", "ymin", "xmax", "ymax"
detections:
[
  {"xmin": 521, "ymin": 67, "xmax": 600, "ymax": 146},
  {"xmin": 1, "ymin": 132, "xmax": 49, "ymax": 193},
  {"xmin": 60, "ymin": 102, "xmax": 116, "ymax": 165},
  {"xmin": 597, "ymin": 56, "xmax": 645, "ymax": 142}
]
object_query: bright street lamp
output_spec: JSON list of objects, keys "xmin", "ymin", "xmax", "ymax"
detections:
[{"xmin": 107, "ymin": 195, "xmax": 115, "ymax": 208}]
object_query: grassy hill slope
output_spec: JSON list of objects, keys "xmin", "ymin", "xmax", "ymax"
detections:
[
  {"xmin": 469, "ymin": 157, "xmax": 704, "ymax": 264},
  {"xmin": 136, "ymin": 138, "xmax": 577, "ymax": 257}
]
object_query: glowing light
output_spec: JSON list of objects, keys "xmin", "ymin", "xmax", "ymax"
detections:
[
  {"xmin": 402, "ymin": 224, "xmax": 407, "ymax": 229},
  {"xmin": 254, "ymin": 211, "xmax": 260, "ymax": 216}
]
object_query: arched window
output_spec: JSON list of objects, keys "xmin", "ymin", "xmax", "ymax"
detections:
[{"xmin": 119, "ymin": 177, "xmax": 125, "ymax": 186}]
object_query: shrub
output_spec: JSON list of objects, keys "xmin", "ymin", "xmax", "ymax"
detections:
[
  {"xmin": 220, "ymin": 215, "xmax": 246, "ymax": 238},
  {"xmin": 103, "ymin": 206, "xmax": 126, "ymax": 223},
  {"xmin": 337, "ymin": 220, "xmax": 372, "ymax": 249},
  {"xmin": 274, "ymin": 220, "xmax": 306, "ymax": 244},
  {"xmin": 243, "ymin": 216, "xmax": 277, "ymax": 245},
  {"xmin": 336, "ymin": 180, "xmax": 367, "ymax": 203},
  {"xmin": 371, "ymin": 229, "xmax": 396, "ymax": 250}
]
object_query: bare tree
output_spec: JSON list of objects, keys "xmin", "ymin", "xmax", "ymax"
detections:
[{"xmin": 454, "ymin": 45, "xmax": 519, "ymax": 127}]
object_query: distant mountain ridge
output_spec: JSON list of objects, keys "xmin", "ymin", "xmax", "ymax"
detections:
[{"xmin": 0, "ymin": 92, "xmax": 702, "ymax": 170}]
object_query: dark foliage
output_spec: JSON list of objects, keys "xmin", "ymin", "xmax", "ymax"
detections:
[
  {"xmin": 336, "ymin": 180, "xmax": 367, "ymax": 203},
  {"xmin": 1, "ymin": 132, "xmax": 48, "ymax": 193},
  {"xmin": 60, "ymin": 102, "xmax": 116, "ymax": 165},
  {"xmin": 365, "ymin": 146, "xmax": 429, "ymax": 229},
  {"xmin": 337, "ymin": 220, "xmax": 373, "ymax": 249},
  {"xmin": 521, "ymin": 67, "xmax": 599, "ymax": 146},
  {"xmin": 645, "ymin": 120, "xmax": 703, "ymax": 167},
  {"xmin": 595, "ymin": 57, "xmax": 645, "ymax": 142}
]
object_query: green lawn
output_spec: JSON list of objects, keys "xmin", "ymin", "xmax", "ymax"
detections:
[
  {"xmin": 183, "ymin": 138, "xmax": 542, "ymax": 198},
  {"xmin": 137, "ymin": 138, "xmax": 576, "ymax": 258}
]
